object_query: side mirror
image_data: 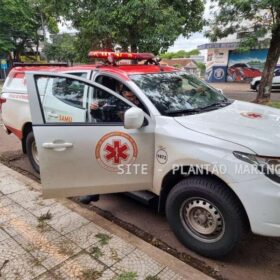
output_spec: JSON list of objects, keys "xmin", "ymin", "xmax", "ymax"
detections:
[{"xmin": 124, "ymin": 107, "xmax": 144, "ymax": 129}]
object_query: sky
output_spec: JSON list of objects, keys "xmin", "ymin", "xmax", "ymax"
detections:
[
  {"xmin": 168, "ymin": 33, "xmax": 209, "ymax": 52},
  {"xmin": 168, "ymin": 0, "xmax": 212, "ymax": 53}
]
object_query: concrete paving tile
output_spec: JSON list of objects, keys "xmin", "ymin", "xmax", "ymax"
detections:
[
  {"xmin": 0, "ymin": 195, "xmax": 13, "ymax": 208},
  {"xmin": 35, "ymin": 272, "xmax": 59, "ymax": 280},
  {"xmin": 111, "ymin": 249, "xmax": 165, "ymax": 280},
  {"xmin": 0, "ymin": 164, "xmax": 11, "ymax": 172},
  {"xmin": 0, "ymin": 203, "xmax": 31, "ymax": 224},
  {"xmin": 0, "ymin": 176, "xmax": 27, "ymax": 194},
  {"xmin": 99, "ymin": 269, "xmax": 116, "ymax": 280},
  {"xmin": 87, "ymin": 235, "xmax": 135, "ymax": 267},
  {"xmin": 65, "ymin": 222, "xmax": 111, "ymax": 249},
  {"xmin": 34, "ymin": 271, "xmax": 59, "ymax": 280},
  {"xmin": 52, "ymin": 253, "xmax": 105, "ymax": 280},
  {"xmin": 0, "ymin": 237, "xmax": 27, "ymax": 262},
  {"xmin": 13, "ymin": 234, "xmax": 79, "ymax": 270},
  {"xmin": 33, "ymin": 202, "xmax": 71, "ymax": 219},
  {"xmin": 0, "ymin": 252, "xmax": 46, "ymax": 280},
  {"xmin": 2, "ymin": 211, "xmax": 60, "ymax": 239},
  {"xmin": 39, "ymin": 236, "xmax": 82, "ymax": 269},
  {"xmin": 0, "ymin": 228, "xmax": 10, "ymax": 242},
  {"xmin": 47, "ymin": 211, "xmax": 90, "ymax": 235},
  {"xmin": 157, "ymin": 267, "xmax": 185, "ymax": 280},
  {"xmin": 7, "ymin": 188, "xmax": 55, "ymax": 211}
]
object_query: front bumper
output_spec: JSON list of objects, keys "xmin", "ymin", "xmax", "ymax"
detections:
[{"xmin": 231, "ymin": 177, "xmax": 280, "ymax": 237}]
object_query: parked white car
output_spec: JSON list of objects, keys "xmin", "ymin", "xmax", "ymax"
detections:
[
  {"xmin": 1, "ymin": 53, "xmax": 280, "ymax": 258},
  {"xmin": 250, "ymin": 68, "xmax": 280, "ymax": 91}
]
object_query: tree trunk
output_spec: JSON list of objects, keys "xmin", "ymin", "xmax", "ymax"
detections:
[{"xmin": 256, "ymin": 24, "xmax": 280, "ymax": 103}]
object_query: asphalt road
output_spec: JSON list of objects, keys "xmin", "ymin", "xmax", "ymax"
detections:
[{"xmin": 0, "ymin": 83, "xmax": 280, "ymax": 280}]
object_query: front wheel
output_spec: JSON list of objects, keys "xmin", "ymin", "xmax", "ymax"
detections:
[
  {"xmin": 26, "ymin": 131, "xmax": 40, "ymax": 173},
  {"xmin": 166, "ymin": 176, "xmax": 247, "ymax": 258}
]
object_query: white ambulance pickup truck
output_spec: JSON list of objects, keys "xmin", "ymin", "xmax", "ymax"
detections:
[{"xmin": 1, "ymin": 53, "xmax": 280, "ymax": 258}]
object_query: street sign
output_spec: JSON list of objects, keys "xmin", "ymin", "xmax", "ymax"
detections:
[{"xmin": 1, "ymin": 59, "xmax": 7, "ymax": 70}]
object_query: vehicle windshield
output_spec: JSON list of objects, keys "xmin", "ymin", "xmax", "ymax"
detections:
[{"xmin": 130, "ymin": 71, "xmax": 229, "ymax": 115}]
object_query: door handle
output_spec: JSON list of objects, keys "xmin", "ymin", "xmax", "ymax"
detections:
[
  {"xmin": 42, "ymin": 142, "xmax": 73, "ymax": 149},
  {"xmin": 47, "ymin": 112, "xmax": 58, "ymax": 118}
]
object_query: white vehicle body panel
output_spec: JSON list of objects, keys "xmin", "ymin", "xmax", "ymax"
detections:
[
  {"xmin": 175, "ymin": 100, "xmax": 280, "ymax": 157},
  {"xmin": 26, "ymin": 72, "xmax": 154, "ymax": 198},
  {"xmin": 2, "ymin": 68, "xmax": 280, "ymax": 238},
  {"xmin": 1, "ymin": 70, "xmax": 92, "ymax": 133},
  {"xmin": 251, "ymin": 69, "xmax": 280, "ymax": 89}
]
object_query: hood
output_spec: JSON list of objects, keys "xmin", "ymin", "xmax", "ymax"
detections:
[{"xmin": 175, "ymin": 100, "xmax": 280, "ymax": 157}]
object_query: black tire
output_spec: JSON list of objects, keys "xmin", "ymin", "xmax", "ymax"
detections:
[
  {"xmin": 166, "ymin": 176, "xmax": 247, "ymax": 258},
  {"xmin": 26, "ymin": 131, "xmax": 40, "ymax": 173}
]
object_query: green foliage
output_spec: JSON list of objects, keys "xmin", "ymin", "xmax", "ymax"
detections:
[
  {"xmin": 0, "ymin": 0, "xmax": 58, "ymax": 59},
  {"xmin": 206, "ymin": 0, "xmax": 280, "ymax": 101},
  {"xmin": 196, "ymin": 61, "xmax": 206, "ymax": 75},
  {"xmin": 116, "ymin": 272, "xmax": 138, "ymax": 280},
  {"xmin": 95, "ymin": 233, "xmax": 111, "ymax": 246},
  {"xmin": 43, "ymin": 33, "xmax": 77, "ymax": 65},
  {"xmin": 206, "ymin": 0, "xmax": 280, "ymax": 47},
  {"xmin": 267, "ymin": 101, "xmax": 280, "ymax": 109},
  {"xmin": 81, "ymin": 269, "xmax": 102, "ymax": 280},
  {"xmin": 89, "ymin": 246, "xmax": 103, "ymax": 259},
  {"xmin": 51, "ymin": 0, "xmax": 204, "ymax": 59},
  {"xmin": 160, "ymin": 49, "xmax": 200, "ymax": 59},
  {"xmin": 145, "ymin": 276, "xmax": 161, "ymax": 280}
]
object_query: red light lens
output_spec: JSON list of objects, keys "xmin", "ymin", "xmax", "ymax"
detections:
[
  {"xmin": 0, "ymin": 97, "xmax": 6, "ymax": 111},
  {"xmin": 0, "ymin": 97, "xmax": 6, "ymax": 104}
]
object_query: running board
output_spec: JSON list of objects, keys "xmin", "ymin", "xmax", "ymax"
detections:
[{"xmin": 126, "ymin": 191, "xmax": 158, "ymax": 206}]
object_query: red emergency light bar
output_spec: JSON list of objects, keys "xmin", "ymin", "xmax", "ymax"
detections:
[{"xmin": 88, "ymin": 51, "xmax": 155, "ymax": 61}]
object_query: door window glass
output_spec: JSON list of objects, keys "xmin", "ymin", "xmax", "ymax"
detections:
[
  {"xmin": 90, "ymin": 86, "xmax": 130, "ymax": 123},
  {"xmin": 52, "ymin": 77, "xmax": 85, "ymax": 109},
  {"xmin": 35, "ymin": 76, "xmax": 131, "ymax": 124},
  {"xmin": 274, "ymin": 69, "xmax": 280, "ymax": 77}
]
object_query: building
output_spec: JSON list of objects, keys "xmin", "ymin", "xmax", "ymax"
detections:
[
  {"xmin": 160, "ymin": 58, "xmax": 201, "ymax": 76},
  {"xmin": 198, "ymin": 37, "xmax": 280, "ymax": 83}
]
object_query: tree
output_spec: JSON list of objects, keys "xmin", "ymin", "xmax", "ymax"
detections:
[
  {"xmin": 160, "ymin": 49, "xmax": 200, "ymax": 59},
  {"xmin": 0, "ymin": 0, "xmax": 58, "ymax": 61},
  {"xmin": 47, "ymin": 0, "xmax": 204, "ymax": 59},
  {"xmin": 44, "ymin": 33, "xmax": 77, "ymax": 65},
  {"xmin": 206, "ymin": 0, "xmax": 280, "ymax": 103}
]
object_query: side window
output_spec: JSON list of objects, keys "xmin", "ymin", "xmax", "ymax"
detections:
[
  {"xmin": 90, "ymin": 87, "xmax": 130, "ymax": 123},
  {"xmin": 35, "ymin": 76, "xmax": 131, "ymax": 124},
  {"xmin": 36, "ymin": 77, "xmax": 49, "ymax": 95},
  {"xmin": 95, "ymin": 75, "xmax": 148, "ymax": 115},
  {"xmin": 65, "ymin": 72, "xmax": 88, "ymax": 79},
  {"xmin": 52, "ymin": 77, "xmax": 85, "ymax": 109}
]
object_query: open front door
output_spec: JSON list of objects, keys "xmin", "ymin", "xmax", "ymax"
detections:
[{"xmin": 26, "ymin": 72, "xmax": 154, "ymax": 198}]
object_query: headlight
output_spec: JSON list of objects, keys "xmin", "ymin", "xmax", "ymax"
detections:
[{"xmin": 233, "ymin": 151, "xmax": 280, "ymax": 183}]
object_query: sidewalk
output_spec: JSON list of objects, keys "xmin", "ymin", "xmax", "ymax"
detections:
[{"xmin": 0, "ymin": 163, "xmax": 212, "ymax": 280}]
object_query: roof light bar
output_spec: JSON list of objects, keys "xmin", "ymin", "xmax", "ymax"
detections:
[{"xmin": 88, "ymin": 51, "xmax": 155, "ymax": 61}]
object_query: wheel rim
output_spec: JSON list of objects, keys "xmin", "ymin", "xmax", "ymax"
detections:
[
  {"xmin": 31, "ymin": 141, "xmax": 39, "ymax": 165},
  {"xmin": 180, "ymin": 197, "xmax": 225, "ymax": 243}
]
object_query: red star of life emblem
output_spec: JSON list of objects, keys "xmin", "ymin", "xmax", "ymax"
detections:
[
  {"xmin": 247, "ymin": 113, "xmax": 262, "ymax": 119},
  {"xmin": 241, "ymin": 112, "xmax": 263, "ymax": 119},
  {"xmin": 104, "ymin": 140, "xmax": 128, "ymax": 164}
]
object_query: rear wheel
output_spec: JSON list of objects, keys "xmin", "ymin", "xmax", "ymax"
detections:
[
  {"xmin": 166, "ymin": 176, "xmax": 247, "ymax": 258},
  {"xmin": 26, "ymin": 131, "xmax": 40, "ymax": 173}
]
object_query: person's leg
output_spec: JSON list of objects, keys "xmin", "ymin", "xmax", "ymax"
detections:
[{"xmin": 79, "ymin": 195, "xmax": 100, "ymax": 204}]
